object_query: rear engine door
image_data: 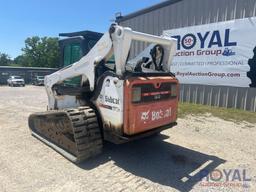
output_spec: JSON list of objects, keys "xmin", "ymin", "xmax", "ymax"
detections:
[{"xmin": 124, "ymin": 76, "xmax": 178, "ymax": 135}]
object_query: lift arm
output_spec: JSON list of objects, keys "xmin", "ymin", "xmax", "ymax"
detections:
[{"xmin": 44, "ymin": 24, "xmax": 176, "ymax": 109}]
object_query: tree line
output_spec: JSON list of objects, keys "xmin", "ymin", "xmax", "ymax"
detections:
[{"xmin": 0, "ymin": 36, "xmax": 60, "ymax": 68}]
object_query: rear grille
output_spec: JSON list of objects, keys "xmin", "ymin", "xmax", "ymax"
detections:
[{"xmin": 132, "ymin": 82, "xmax": 176, "ymax": 103}]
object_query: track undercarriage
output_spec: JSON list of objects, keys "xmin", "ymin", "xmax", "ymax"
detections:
[{"xmin": 28, "ymin": 107, "xmax": 103, "ymax": 163}]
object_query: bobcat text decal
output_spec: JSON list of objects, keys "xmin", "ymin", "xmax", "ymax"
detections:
[{"xmin": 141, "ymin": 108, "xmax": 172, "ymax": 124}]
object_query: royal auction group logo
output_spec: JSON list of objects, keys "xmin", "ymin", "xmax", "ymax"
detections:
[
  {"xmin": 172, "ymin": 29, "xmax": 237, "ymax": 57},
  {"xmin": 198, "ymin": 168, "xmax": 252, "ymax": 188}
]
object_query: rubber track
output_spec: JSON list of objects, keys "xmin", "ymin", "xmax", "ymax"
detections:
[
  {"xmin": 67, "ymin": 107, "xmax": 103, "ymax": 162},
  {"xmin": 29, "ymin": 106, "xmax": 103, "ymax": 163}
]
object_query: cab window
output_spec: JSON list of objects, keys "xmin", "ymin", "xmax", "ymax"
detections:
[
  {"xmin": 63, "ymin": 43, "xmax": 82, "ymax": 86},
  {"xmin": 64, "ymin": 43, "xmax": 82, "ymax": 66}
]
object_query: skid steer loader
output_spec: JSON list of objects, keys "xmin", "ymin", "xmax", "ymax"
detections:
[{"xmin": 28, "ymin": 24, "xmax": 179, "ymax": 163}]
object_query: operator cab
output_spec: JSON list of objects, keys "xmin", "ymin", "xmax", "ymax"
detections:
[
  {"xmin": 59, "ymin": 30, "xmax": 103, "ymax": 68},
  {"xmin": 58, "ymin": 30, "xmax": 103, "ymax": 87}
]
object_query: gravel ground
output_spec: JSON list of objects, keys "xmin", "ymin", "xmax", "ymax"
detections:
[{"xmin": 0, "ymin": 86, "xmax": 255, "ymax": 192}]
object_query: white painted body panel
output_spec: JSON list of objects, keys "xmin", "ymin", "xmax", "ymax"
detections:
[{"xmin": 95, "ymin": 76, "xmax": 124, "ymax": 129}]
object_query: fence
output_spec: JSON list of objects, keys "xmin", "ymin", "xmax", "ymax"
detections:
[{"xmin": 180, "ymin": 84, "xmax": 256, "ymax": 112}]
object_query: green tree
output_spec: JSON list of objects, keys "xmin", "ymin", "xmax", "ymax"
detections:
[
  {"xmin": 22, "ymin": 36, "xmax": 60, "ymax": 68},
  {"xmin": 13, "ymin": 55, "xmax": 26, "ymax": 66},
  {"xmin": 0, "ymin": 52, "xmax": 11, "ymax": 66}
]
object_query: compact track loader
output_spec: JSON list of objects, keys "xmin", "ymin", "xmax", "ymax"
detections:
[{"xmin": 28, "ymin": 24, "xmax": 179, "ymax": 163}]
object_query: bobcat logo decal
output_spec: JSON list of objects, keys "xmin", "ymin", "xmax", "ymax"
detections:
[{"xmin": 141, "ymin": 111, "xmax": 150, "ymax": 122}]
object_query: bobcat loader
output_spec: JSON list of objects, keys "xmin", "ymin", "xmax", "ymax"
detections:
[{"xmin": 28, "ymin": 24, "xmax": 179, "ymax": 163}]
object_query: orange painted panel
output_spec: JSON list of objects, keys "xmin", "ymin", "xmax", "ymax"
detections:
[{"xmin": 124, "ymin": 76, "xmax": 179, "ymax": 135}]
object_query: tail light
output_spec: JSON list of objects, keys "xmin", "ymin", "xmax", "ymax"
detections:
[{"xmin": 132, "ymin": 87, "xmax": 141, "ymax": 102}]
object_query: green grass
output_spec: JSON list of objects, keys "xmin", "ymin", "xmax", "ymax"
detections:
[{"xmin": 178, "ymin": 102, "xmax": 256, "ymax": 124}]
